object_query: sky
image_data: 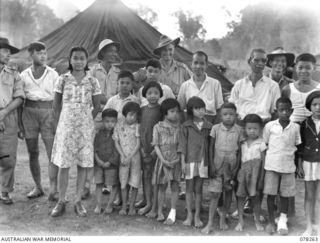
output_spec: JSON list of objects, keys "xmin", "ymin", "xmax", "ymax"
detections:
[{"xmin": 45, "ymin": 0, "xmax": 320, "ymax": 40}]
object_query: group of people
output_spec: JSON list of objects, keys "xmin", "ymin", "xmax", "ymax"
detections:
[{"xmin": 0, "ymin": 34, "xmax": 319, "ymax": 236}]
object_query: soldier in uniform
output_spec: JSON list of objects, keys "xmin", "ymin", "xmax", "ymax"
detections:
[{"xmin": 0, "ymin": 37, "xmax": 25, "ymax": 204}]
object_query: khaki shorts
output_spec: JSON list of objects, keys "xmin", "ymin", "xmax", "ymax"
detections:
[
  {"xmin": 22, "ymin": 107, "xmax": 54, "ymax": 139},
  {"xmin": 94, "ymin": 166, "xmax": 119, "ymax": 186},
  {"xmin": 119, "ymin": 153, "xmax": 141, "ymax": 189},
  {"xmin": 208, "ymin": 177, "xmax": 233, "ymax": 193},
  {"xmin": 263, "ymin": 170, "xmax": 296, "ymax": 197}
]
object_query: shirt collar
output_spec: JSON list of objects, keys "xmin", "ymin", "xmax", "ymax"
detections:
[
  {"xmin": 245, "ymin": 75, "xmax": 265, "ymax": 83},
  {"xmin": 184, "ymin": 118, "xmax": 212, "ymax": 130},
  {"xmin": 191, "ymin": 73, "xmax": 209, "ymax": 85},
  {"xmin": 274, "ymin": 119, "xmax": 292, "ymax": 130},
  {"xmin": 220, "ymin": 123, "xmax": 237, "ymax": 132},
  {"xmin": 96, "ymin": 63, "xmax": 119, "ymax": 74},
  {"xmin": 160, "ymin": 58, "xmax": 178, "ymax": 72}
]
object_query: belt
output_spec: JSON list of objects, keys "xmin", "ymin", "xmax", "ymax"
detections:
[{"xmin": 25, "ymin": 99, "xmax": 53, "ymax": 109}]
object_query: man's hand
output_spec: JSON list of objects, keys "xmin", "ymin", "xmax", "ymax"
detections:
[
  {"xmin": 0, "ymin": 121, "xmax": 5, "ymax": 132},
  {"xmin": 0, "ymin": 109, "xmax": 7, "ymax": 122},
  {"xmin": 297, "ymin": 165, "xmax": 305, "ymax": 179}
]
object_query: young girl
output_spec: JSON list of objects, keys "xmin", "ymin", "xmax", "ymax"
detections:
[
  {"xmin": 235, "ymin": 114, "xmax": 266, "ymax": 232},
  {"xmin": 148, "ymin": 98, "xmax": 181, "ymax": 224},
  {"xmin": 138, "ymin": 81, "xmax": 162, "ymax": 216},
  {"xmin": 298, "ymin": 90, "xmax": 320, "ymax": 236},
  {"xmin": 179, "ymin": 96, "xmax": 212, "ymax": 227},
  {"xmin": 51, "ymin": 46, "xmax": 101, "ymax": 217},
  {"xmin": 113, "ymin": 102, "xmax": 141, "ymax": 216}
]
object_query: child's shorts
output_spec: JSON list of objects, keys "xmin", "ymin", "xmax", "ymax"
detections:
[
  {"xmin": 119, "ymin": 154, "xmax": 141, "ymax": 189},
  {"xmin": 236, "ymin": 158, "xmax": 262, "ymax": 197},
  {"xmin": 185, "ymin": 160, "xmax": 208, "ymax": 180},
  {"xmin": 263, "ymin": 170, "xmax": 295, "ymax": 197},
  {"xmin": 94, "ymin": 166, "xmax": 119, "ymax": 186},
  {"xmin": 208, "ymin": 177, "xmax": 233, "ymax": 193}
]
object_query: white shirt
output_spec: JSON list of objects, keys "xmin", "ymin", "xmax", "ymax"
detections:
[
  {"xmin": 229, "ymin": 76, "xmax": 281, "ymax": 120},
  {"xmin": 139, "ymin": 83, "xmax": 175, "ymax": 107},
  {"xmin": 177, "ymin": 74, "xmax": 224, "ymax": 116},
  {"xmin": 21, "ymin": 66, "xmax": 58, "ymax": 101},
  {"xmin": 241, "ymin": 138, "xmax": 266, "ymax": 163},
  {"xmin": 263, "ymin": 120, "xmax": 301, "ymax": 173}
]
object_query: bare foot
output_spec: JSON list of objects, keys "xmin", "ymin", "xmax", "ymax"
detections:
[
  {"xmin": 235, "ymin": 222, "xmax": 244, "ymax": 232},
  {"xmin": 164, "ymin": 217, "xmax": 175, "ymax": 225},
  {"xmin": 104, "ymin": 207, "xmax": 113, "ymax": 214},
  {"xmin": 94, "ymin": 206, "xmax": 103, "ymax": 215},
  {"xmin": 201, "ymin": 224, "xmax": 214, "ymax": 234},
  {"xmin": 146, "ymin": 210, "xmax": 157, "ymax": 218},
  {"xmin": 194, "ymin": 216, "xmax": 203, "ymax": 228},
  {"xmin": 138, "ymin": 205, "xmax": 151, "ymax": 216},
  {"xmin": 157, "ymin": 213, "xmax": 165, "ymax": 221},
  {"xmin": 183, "ymin": 215, "xmax": 193, "ymax": 226},
  {"xmin": 255, "ymin": 221, "xmax": 264, "ymax": 231},
  {"xmin": 119, "ymin": 208, "xmax": 127, "ymax": 216},
  {"xmin": 219, "ymin": 216, "xmax": 229, "ymax": 231},
  {"xmin": 265, "ymin": 223, "xmax": 276, "ymax": 234},
  {"xmin": 128, "ymin": 208, "xmax": 136, "ymax": 216}
]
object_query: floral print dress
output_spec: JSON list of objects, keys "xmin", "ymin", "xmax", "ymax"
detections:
[{"xmin": 51, "ymin": 72, "xmax": 101, "ymax": 168}]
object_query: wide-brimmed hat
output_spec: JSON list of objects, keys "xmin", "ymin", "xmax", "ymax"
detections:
[
  {"xmin": 98, "ymin": 39, "xmax": 120, "ymax": 60},
  {"xmin": 153, "ymin": 35, "xmax": 180, "ymax": 56},
  {"xmin": 267, "ymin": 47, "xmax": 295, "ymax": 67},
  {"xmin": 0, "ymin": 37, "xmax": 19, "ymax": 54}
]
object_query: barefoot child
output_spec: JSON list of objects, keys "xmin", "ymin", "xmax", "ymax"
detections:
[
  {"xmin": 113, "ymin": 102, "xmax": 141, "ymax": 215},
  {"xmin": 179, "ymin": 96, "xmax": 212, "ymax": 227},
  {"xmin": 263, "ymin": 97, "xmax": 301, "ymax": 235},
  {"xmin": 149, "ymin": 98, "xmax": 181, "ymax": 224},
  {"xmin": 138, "ymin": 81, "xmax": 162, "ymax": 216},
  {"xmin": 202, "ymin": 102, "xmax": 243, "ymax": 234},
  {"xmin": 94, "ymin": 108, "xmax": 120, "ymax": 214},
  {"xmin": 235, "ymin": 114, "xmax": 266, "ymax": 232},
  {"xmin": 297, "ymin": 91, "xmax": 320, "ymax": 236}
]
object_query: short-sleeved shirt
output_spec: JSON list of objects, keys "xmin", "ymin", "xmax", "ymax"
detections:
[
  {"xmin": 229, "ymin": 76, "xmax": 280, "ymax": 120},
  {"xmin": 241, "ymin": 138, "xmax": 267, "ymax": 163},
  {"xmin": 210, "ymin": 123, "xmax": 244, "ymax": 152},
  {"xmin": 139, "ymin": 83, "xmax": 175, "ymax": 107},
  {"xmin": 267, "ymin": 72, "xmax": 294, "ymax": 91},
  {"xmin": 103, "ymin": 94, "xmax": 140, "ymax": 119},
  {"xmin": 263, "ymin": 119, "xmax": 301, "ymax": 173},
  {"xmin": 178, "ymin": 74, "xmax": 224, "ymax": 116},
  {"xmin": 21, "ymin": 66, "xmax": 58, "ymax": 101},
  {"xmin": 0, "ymin": 66, "xmax": 25, "ymax": 108},
  {"xmin": 89, "ymin": 63, "xmax": 120, "ymax": 101}
]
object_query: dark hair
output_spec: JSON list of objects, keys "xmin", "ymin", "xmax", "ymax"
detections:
[
  {"xmin": 146, "ymin": 59, "xmax": 162, "ymax": 69},
  {"xmin": 186, "ymin": 96, "xmax": 206, "ymax": 118},
  {"xmin": 122, "ymin": 102, "xmax": 141, "ymax": 120},
  {"xmin": 243, "ymin": 114, "xmax": 263, "ymax": 126},
  {"xmin": 118, "ymin": 70, "xmax": 134, "ymax": 81},
  {"xmin": 68, "ymin": 46, "xmax": 89, "ymax": 71},
  {"xmin": 28, "ymin": 42, "xmax": 46, "ymax": 54},
  {"xmin": 220, "ymin": 102, "xmax": 237, "ymax": 112},
  {"xmin": 193, "ymin": 51, "xmax": 208, "ymax": 63},
  {"xmin": 142, "ymin": 81, "xmax": 163, "ymax": 98},
  {"xmin": 276, "ymin": 97, "xmax": 292, "ymax": 108},
  {"xmin": 248, "ymin": 48, "xmax": 266, "ymax": 64},
  {"xmin": 102, "ymin": 108, "xmax": 118, "ymax": 119},
  {"xmin": 296, "ymin": 53, "xmax": 316, "ymax": 64},
  {"xmin": 160, "ymin": 98, "xmax": 180, "ymax": 120},
  {"xmin": 305, "ymin": 90, "xmax": 320, "ymax": 111}
]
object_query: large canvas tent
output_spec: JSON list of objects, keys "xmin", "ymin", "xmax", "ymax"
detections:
[{"xmin": 13, "ymin": 0, "xmax": 233, "ymax": 92}]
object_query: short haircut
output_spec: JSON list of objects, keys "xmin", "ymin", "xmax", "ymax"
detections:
[
  {"xmin": 305, "ymin": 90, "xmax": 320, "ymax": 111},
  {"xmin": 102, "ymin": 108, "xmax": 118, "ymax": 119},
  {"xmin": 28, "ymin": 42, "xmax": 46, "ymax": 54},
  {"xmin": 248, "ymin": 48, "xmax": 266, "ymax": 63},
  {"xmin": 276, "ymin": 97, "xmax": 292, "ymax": 108},
  {"xmin": 142, "ymin": 81, "xmax": 163, "ymax": 98},
  {"xmin": 243, "ymin": 114, "xmax": 263, "ymax": 126},
  {"xmin": 146, "ymin": 59, "xmax": 162, "ymax": 69},
  {"xmin": 193, "ymin": 51, "xmax": 208, "ymax": 63},
  {"xmin": 220, "ymin": 102, "xmax": 237, "ymax": 112},
  {"xmin": 296, "ymin": 53, "xmax": 316, "ymax": 64},
  {"xmin": 160, "ymin": 98, "xmax": 180, "ymax": 120},
  {"xmin": 122, "ymin": 102, "xmax": 141, "ymax": 118},
  {"xmin": 118, "ymin": 70, "xmax": 134, "ymax": 81},
  {"xmin": 186, "ymin": 96, "xmax": 206, "ymax": 118},
  {"xmin": 68, "ymin": 46, "xmax": 89, "ymax": 71}
]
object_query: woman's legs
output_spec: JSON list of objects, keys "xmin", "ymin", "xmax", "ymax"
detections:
[
  {"xmin": 58, "ymin": 167, "xmax": 69, "ymax": 202},
  {"xmin": 75, "ymin": 165, "xmax": 87, "ymax": 203}
]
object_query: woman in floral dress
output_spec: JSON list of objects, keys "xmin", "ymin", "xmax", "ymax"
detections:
[{"xmin": 50, "ymin": 46, "xmax": 101, "ymax": 217}]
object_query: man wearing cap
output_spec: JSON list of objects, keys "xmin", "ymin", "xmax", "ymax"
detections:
[
  {"xmin": 267, "ymin": 47, "xmax": 295, "ymax": 90},
  {"xmin": 19, "ymin": 42, "xmax": 59, "ymax": 200},
  {"xmin": 0, "ymin": 37, "xmax": 25, "ymax": 204}
]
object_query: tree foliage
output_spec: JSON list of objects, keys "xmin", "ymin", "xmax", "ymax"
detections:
[{"xmin": 134, "ymin": 4, "xmax": 158, "ymax": 27}]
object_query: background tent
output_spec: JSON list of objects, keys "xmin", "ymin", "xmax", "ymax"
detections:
[{"xmin": 13, "ymin": 0, "xmax": 233, "ymax": 92}]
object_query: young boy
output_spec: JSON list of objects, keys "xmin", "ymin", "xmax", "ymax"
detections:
[
  {"xmin": 263, "ymin": 97, "xmax": 301, "ymax": 235},
  {"xmin": 202, "ymin": 102, "xmax": 243, "ymax": 234},
  {"xmin": 94, "ymin": 108, "xmax": 120, "ymax": 214},
  {"xmin": 19, "ymin": 42, "xmax": 59, "ymax": 200},
  {"xmin": 103, "ymin": 70, "xmax": 140, "ymax": 120}
]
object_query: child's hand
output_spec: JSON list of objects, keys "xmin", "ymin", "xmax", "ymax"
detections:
[
  {"xmin": 103, "ymin": 162, "xmax": 111, "ymax": 168},
  {"xmin": 181, "ymin": 161, "xmax": 186, "ymax": 176},
  {"xmin": 297, "ymin": 166, "xmax": 305, "ymax": 179}
]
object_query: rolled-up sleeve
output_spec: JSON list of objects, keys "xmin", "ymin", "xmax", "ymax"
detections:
[{"xmin": 12, "ymin": 72, "xmax": 25, "ymax": 99}]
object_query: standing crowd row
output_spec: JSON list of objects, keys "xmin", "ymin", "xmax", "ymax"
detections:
[{"xmin": 0, "ymin": 35, "xmax": 319, "ymax": 236}]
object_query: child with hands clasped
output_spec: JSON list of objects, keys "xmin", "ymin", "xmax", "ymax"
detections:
[
  {"xmin": 202, "ymin": 102, "xmax": 243, "ymax": 234},
  {"xmin": 235, "ymin": 114, "xmax": 266, "ymax": 232},
  {"xmin": 297, "ymin": 91, "xmax": 320, "ymax": 236},
  {"xmin": 149, "ymin": 98, "xmax": 181, "ymax": 224},
  {"xmin": 179, "ymin": 96, "xmax": 212, "ymax": 228},
  {"xmin": 113, "ymin": 102, "xmax": 141, "ymax": 216},
  {"xmin": 94, "ymin": 109, "xmax": 120, "ymax": 214}
]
